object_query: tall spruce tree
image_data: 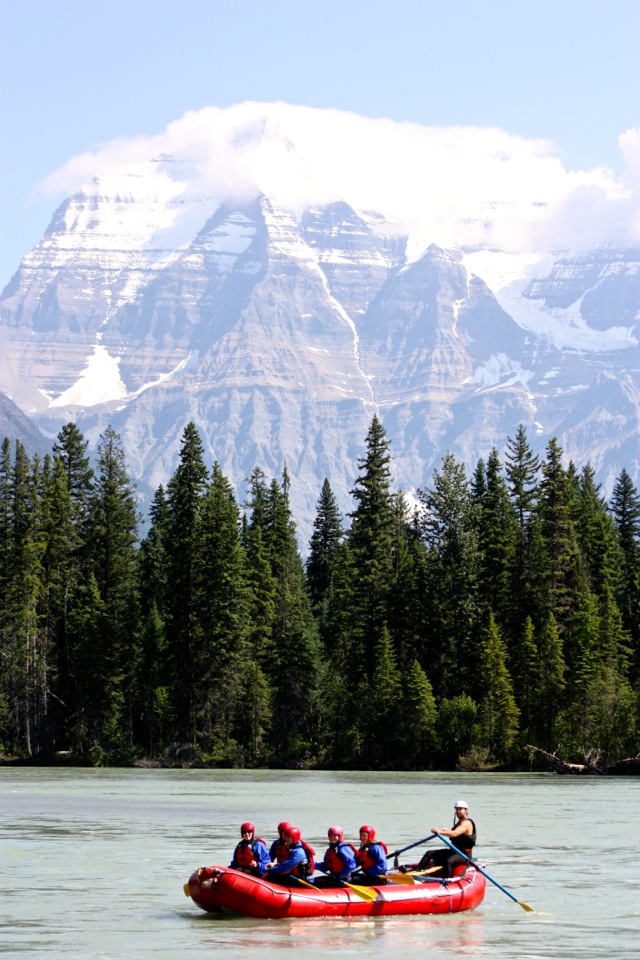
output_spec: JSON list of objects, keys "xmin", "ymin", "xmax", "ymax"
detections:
[
  {"xmin": 38, "ymin": 454, "xmax": 77, "ymax": 749},
  {"xmin": 505, "ymin": 425, "xmax": 540, "ymax": 631},
  {"xmin": 196, "ymin": 462, "xmax": 249, "ymax": 759},
  {"xmin": 2, "ymin": 443, "xmax": 48, "ymax": 756},
  {"xmin": 536, "ymin": 438, "xmax": 579, "ymax": 662},
  {"xmin": 241, "ymin": 523, "xmax": 275, "ymax": 762},
  {"xmin": 306, "ymin": 478, "xmax": 343, "ymax": 614},
  {"xmin": 346, "ymin": 415, "xmax": 396, "ymax": 686},
  {"xmin": 610, "ymin": 468, "xmax": 640, "ymax": 674},
  {"xmin": 135, "ymin": 484, "xmax": 170, "ymax": 753},
  {"xmin": 418, "ymin": 453, "xmax": 482, "ymax": 700},
  {"xmin": 83, "ymin": 426, "xmax": 140, "ymax": 759},
  {"xmin": 261, "ymin": 469, "xmax": 320, "ymax": 765},
  {"xmin": 478, "ymin": 611, "xmax": 519, "ymax": 762},
  {"xmin": 536, "ymin": 611, "xmax": 566, "ymax": 749},
  {"xmin": 476, "ymin": 448, "xmax": 517, "ymax": 630},
  {"xmin": 395, "ymin": 658, "xmax": 438, "ymax": 768},
  {"xmin": 164, "ymin": 423, "xmax": 208, "ymax": 741}
]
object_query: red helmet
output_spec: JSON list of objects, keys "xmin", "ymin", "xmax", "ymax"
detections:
[
  {"xmin": 328, "ymin": 825, "xmax": 344, "ymax": 841},
  {"xmin": 277, "ymin": 820, "xmax": 292, "ymax": 835},
  {"xmin": 359, "ymin": 824, "xmax": 375, "ymax": 841},
  {"xmin": 285, "ymin": 826, "xmax": 301, "ymax": 844},
  {"xmin": 240, "ymin": 821, "xmax": 255, "ymax": 834}
]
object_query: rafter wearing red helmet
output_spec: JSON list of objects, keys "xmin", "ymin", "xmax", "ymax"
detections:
[
  {"xmin": 269, "ymin": 820, "xmax": 293, "ymax": 864},
  {"xmin": 264, "ymin": 825, "xmax": 316, "ymax": 887},
  {"xmin": 353, "ymin": 824, "xmax": 389, "ymax": 885},
  {"xmin": 229, "ymin": 821, "xmax": 270, "ymax": 876},
  {"xmin": 314, "ymin": 825, "xmax": 358, "ymax": 888}
]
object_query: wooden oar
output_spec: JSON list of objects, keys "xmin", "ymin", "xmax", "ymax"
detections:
[
  {"xmin": 297, "ymin": 875, "xmax": 378, "ymax": 902},
  {"xmin": 434, "ymin": 833, "xmax": 535, "ymax": 912}
]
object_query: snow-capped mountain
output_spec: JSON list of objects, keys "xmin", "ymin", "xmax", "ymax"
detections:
[{"xmin": 0, "ymin": 102, "xmax": 638, "ymax": 542}]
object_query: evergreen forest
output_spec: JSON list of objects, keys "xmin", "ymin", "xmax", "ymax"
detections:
[{"xmin": 0, "ymin": 417, "xmax": 638, "ymax": 771}]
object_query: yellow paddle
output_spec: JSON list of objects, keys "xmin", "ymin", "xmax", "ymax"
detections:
[
  {"xmin": 388, "ymin": 866, "xmax": 441, "ymax": 885},
  {"xmin": 296, "ymin": 875, "xmax": 378, "ymax": 902}
]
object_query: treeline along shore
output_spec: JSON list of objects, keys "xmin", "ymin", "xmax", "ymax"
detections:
[{"xmin": 0, "ymin": 417, "xmax": 638, "ymax": 771}]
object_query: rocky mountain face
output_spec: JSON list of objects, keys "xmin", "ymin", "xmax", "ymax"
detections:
[{"xmin": 0, "ymin": 124, "xmax": 638, "ymax": 545}]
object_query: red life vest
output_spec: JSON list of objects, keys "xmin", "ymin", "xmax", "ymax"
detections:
[
  {"xmin": 357, "ymin": 840, "xmax": 388, "ymax": 871},
  {"xmin": 235, "ymin": 837, "xmax": 266, "ymax": 868},
  {"xmin": 300, "ymin": 840, "xmax": 316, "ymax": 875},
  {"xmin": 325, "ymin": 843, "xmax": 357, "ymax": 874},
  {"xmin": 274, "ymin": 838, "xmax": 289, "ymax": 864}
]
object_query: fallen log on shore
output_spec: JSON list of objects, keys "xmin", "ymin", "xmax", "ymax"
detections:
[{"xmin": 526, "ymin": 744, "xmax": 640, "ymax": 775}]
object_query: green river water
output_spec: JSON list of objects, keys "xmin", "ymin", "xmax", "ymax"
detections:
[{"xmin": 1, "ymin": 768, "xmax": 637, "ymax": 959}]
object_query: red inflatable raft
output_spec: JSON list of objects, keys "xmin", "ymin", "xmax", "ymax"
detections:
[{"xmin": 184, "ymin": 865, "xmax": 486, "ymax": 919}]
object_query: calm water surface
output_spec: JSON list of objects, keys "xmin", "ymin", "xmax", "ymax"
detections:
[{"xmin": 0, "ymin": 769, "xmax": 637, "ymax": 959}]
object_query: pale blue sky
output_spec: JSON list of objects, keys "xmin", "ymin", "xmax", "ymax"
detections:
[{"xmin": 1, "ymin": 0, "xmax": 638, "ymax": 289}]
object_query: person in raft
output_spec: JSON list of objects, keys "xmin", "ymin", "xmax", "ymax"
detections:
[
  {"xmin": 269, "ymin": 820, "xmax": 293, "ymax": 865},
  {"xmin": 314, "ymin": 825, "xmax": 358, "ymax": 888},
  {"xmin": 229, "ymin": 821, "xmax": 270, "ymax": 876},
  {"xmin": 352, "ymin": 824, "xmax": 388, "ymax": 885},
  {"xmin": 264, "ymin": 825, "xmax": 315, "ymax": 887},
  {"xmin": 400, "ymin": 800, "xmax": 477, "ymax": 877}
]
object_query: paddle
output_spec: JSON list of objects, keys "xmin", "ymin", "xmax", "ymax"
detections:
[
  {"xmin": 388, "ymin": 866, "xmax": 441, "ymax": 885},
  {"xmin": 434, "ymin": 833, "xmax": 535, "ymax": 913},
  {"xmin": 388, "ymin": 834, "xmax": 437, "ymax": 859},
  {"xmin": 297, "ymin": 874, "xmax": 378, "ymax": 902}
]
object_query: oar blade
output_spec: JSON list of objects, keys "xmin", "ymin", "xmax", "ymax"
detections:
[
  {"xmin": 518, "ymin": 899, "xmax": 535, "ymax": 913},
  {"xmin": 387, "ymin": 872, "xmax": 416, "ymax": 885},
  {"xmin": 345, "ymin": 881, "xmax": 378, "ymax": 902}
]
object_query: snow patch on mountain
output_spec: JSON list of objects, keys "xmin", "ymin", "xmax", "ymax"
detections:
[
  {"xmin": 49, "ymin": 344, "xmax": 127, "ymax": 407},
  {"xmin": 468, "ymin": 353, "xmax": 533, "ymax": 389},
  {"xmin": 463, "ymin": 250, "xmax": 638, "ymax": 352}
]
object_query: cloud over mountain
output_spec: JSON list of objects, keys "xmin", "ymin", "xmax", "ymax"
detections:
[{"xmin": 35, "ymin": 102, "xmax": 640, "ymax": 257}]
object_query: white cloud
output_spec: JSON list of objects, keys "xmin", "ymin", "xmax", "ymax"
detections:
[{"xmin": 34, "ymin": 102, "xmax": 640, "ymax": 255}]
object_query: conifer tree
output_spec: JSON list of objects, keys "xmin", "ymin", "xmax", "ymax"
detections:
[
  {"xmin": 387, "ymin": 493, "xmax": 424, "ymax": 673},
  {"xmin": 395, "ymin": 658, "xmax": 438, "ymax": 768},
  {"xmin": 367, "ymin": 625, "xmax": 401, "ymax": 765},
  {"xmin": 38, "ymin": 454, "xmax": 77, "ymax": 748},
  {"xmin": 260, "ymin": 469, "xmax": 320, "ymax": 765},
  {"xmin": 52, "ymin": 422, "xmax": 94, "ymax": 529},
  {"xmin": 418, "ymin": 453, "xmax": 482, "ymax": 699},
  {"xmin": 436, "ymin": 694, "xmax": 478, "ymax": 769},
  {"xmin": 196, "ymin": 462, "xmax": 249, "ymax": 759},
  {"xmin": 83, "ymin": 426, "xmax": 140, "ymax": 758},
  {"xmin": 536, "ymin": 438, "xmax": 579, "ymax": 660},
  {"xmin": 46, "ymin": 424, "xmax": 94, "ymax": 749},
  {"xmin": 241, "ymin": 524, "xmax": 275, "ymax": 762},
  {"xmin": 138, "ymin": 485, "xmax": 169, "ymax": 616},
  {"xmin": 505, "ymin": 424, "xmax": 539, "ymax": 629},
  {"xmin": 513, "ymin": 616, "xmax": 538, "ymax": 737},
  {"xmin": 2, "ymin": 444, "xmax": 48, "ymax": 756},
  {"xmin": 306, "ymin": 478, "xmax": 343, "ymax": 613},
  {"xmin": 478, "ymin": 612, "xmax": 519, "ymax": 762},
  {"xmin": 346, "ymin": 415, "xmax": 396, "ymax": 686},
  {"xmin": 560, "ymin": 588, "xmax": 601, "ymax": 755},
  {"xmin": 164, "ymin": 422, "xmax": 208, "ymax": 740},
  {"xmin": 476, "ymin": 448, "xmax": 517, "ymax": 630},
  {"xmin": 536, "ymin": 611, "xmax": 566, "ymax": 748},
  {"xmin": 610, "ymin": 468, "xmax": 640, "ymax": 673}
]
